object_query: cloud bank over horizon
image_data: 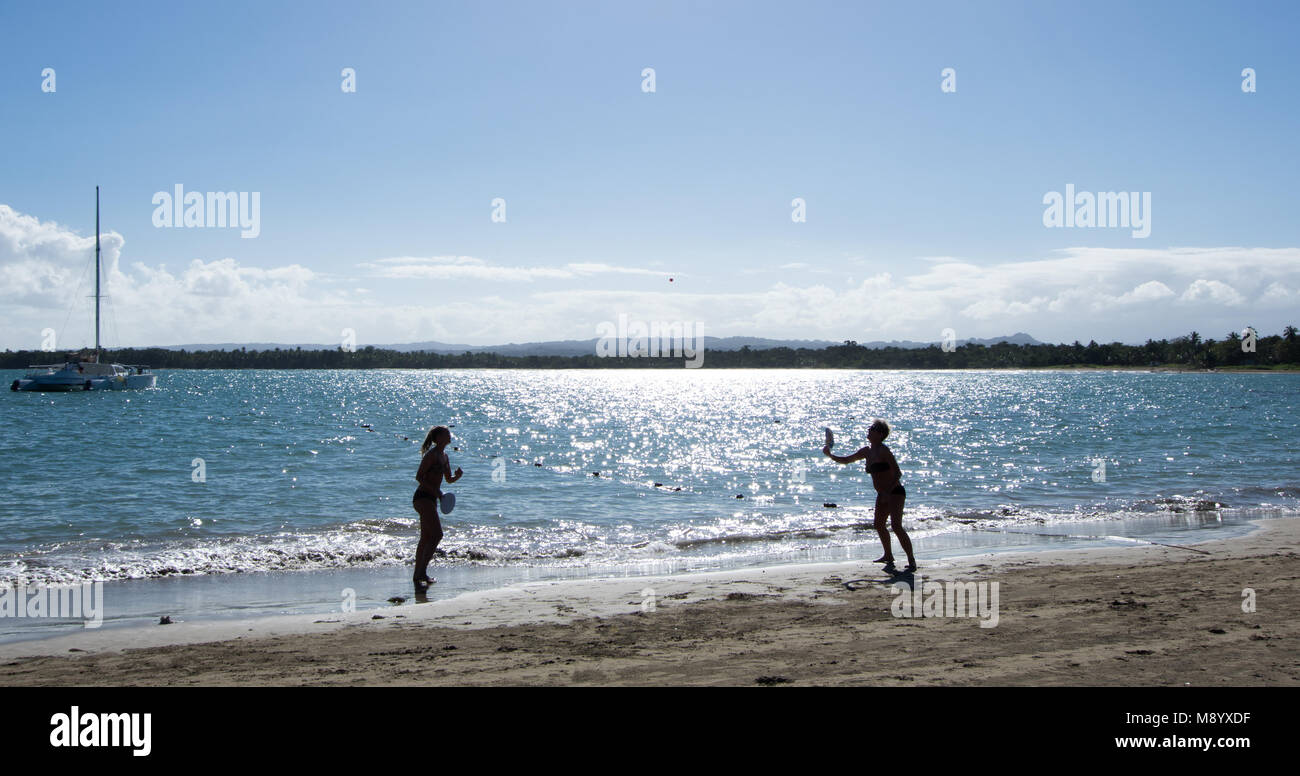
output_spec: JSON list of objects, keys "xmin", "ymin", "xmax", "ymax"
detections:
[{"xmin": 1, "ymin": 203, "xmax": 1296, "ymax": 351}]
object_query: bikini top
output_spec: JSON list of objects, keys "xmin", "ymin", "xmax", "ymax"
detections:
[
  {"xmin": 418, "ymin": 449, "xmax": 447, "ymax": 485},
  {"xmin": 868, "ymin": 460, "xmax": 890, "ymax": 473}
]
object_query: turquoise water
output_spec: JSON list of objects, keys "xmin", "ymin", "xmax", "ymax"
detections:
[{"xmin": 1, "ymin": 369, "xmax": 1297, "ymax": 638}]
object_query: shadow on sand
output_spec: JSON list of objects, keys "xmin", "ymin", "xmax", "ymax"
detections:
[{"xmin": 842, "ymin": 565, "xmax": 915, "ymax": 591}]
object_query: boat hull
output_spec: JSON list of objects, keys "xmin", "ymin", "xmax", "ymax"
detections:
[
  {"xmin": 13, "ymin": 377, "xmax": 85, "ymax": 392},
  {"xmin": 12, "ymin": 371, "xmax": 157, "ymax": 392}
]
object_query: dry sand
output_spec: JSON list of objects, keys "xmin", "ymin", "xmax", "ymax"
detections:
[{"xmin": 1, "ymin": 518, "xmax": 1296, "ymax": 686}]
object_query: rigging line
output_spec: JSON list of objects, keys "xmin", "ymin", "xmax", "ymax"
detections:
[
  {"xmin": 103, "ymin": 287, "xmax": 122, "ymax": 352},
  {"xmin": 100, "ymin": 249, "xmax": 123, "ymax": 350},
  {"xmin": 56, "ymin": 247, "xmax": 93, "ymax": 353}
]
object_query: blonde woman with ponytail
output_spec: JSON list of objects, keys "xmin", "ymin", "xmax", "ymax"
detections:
[{"xmin": 412, "ymin": 425, "xmax": 462, "ymax": 588}]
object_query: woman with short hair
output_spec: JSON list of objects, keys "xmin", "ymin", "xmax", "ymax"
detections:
[{"xmin": 824, "ymin": 419, "xmax": 916, "ymax": 571}]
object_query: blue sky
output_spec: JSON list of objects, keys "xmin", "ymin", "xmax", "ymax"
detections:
[{"xmin": 1, "ymin": 1, "xmax": 1297, "ymax": 349}]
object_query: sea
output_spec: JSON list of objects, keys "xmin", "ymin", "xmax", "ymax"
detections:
[{"xmin": 2, "ymin": 368, "xmax": 1296, "ymax": 642}]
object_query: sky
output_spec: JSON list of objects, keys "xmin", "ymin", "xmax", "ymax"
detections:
[{"xmin": 1, "ymin": 0, "xmax": 1298, "ymax": 350}]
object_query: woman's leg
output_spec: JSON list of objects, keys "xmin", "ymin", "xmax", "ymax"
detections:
[
  {"xmin": 873, "ymin": 494, "xmax": 894, "ymax": 563},
  {"xmin": 890, "ymin": 494, "xmax": 915, "ymax": 567},
  {"xmin": 413, "ymin": 499, "xmax": 443, "ymax": 582}
]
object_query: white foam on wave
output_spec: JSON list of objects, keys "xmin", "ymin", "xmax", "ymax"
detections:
[{"xmin": 0, "ymin": 494, "xmax": 1267, "ymax": 588}]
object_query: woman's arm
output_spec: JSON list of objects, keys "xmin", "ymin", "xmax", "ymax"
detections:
[
  {"xmin": 825, "ymin": 445, "xmax": 870, "ymax": 465},
  {"xmin": 443, "ymin": 454, "xmax": 462, "ymax": 484}
]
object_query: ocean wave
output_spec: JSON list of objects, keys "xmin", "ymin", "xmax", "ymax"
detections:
[
  {"xmin": 1131, "ymin": 496, "xmax": 1229, "ymax": 513},
  {"xmin": 0, "ymin": 495, "xmax": 1281, "ymax": 587}
]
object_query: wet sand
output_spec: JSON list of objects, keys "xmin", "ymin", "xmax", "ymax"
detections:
[{"xmin": 1, "ymin": 518, "xmax": 1296, "ymax": 686}]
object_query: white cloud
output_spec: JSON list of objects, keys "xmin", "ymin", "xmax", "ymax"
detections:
[
  {"xmin": 1117, "ymin": 280, "xmax": 1176, "ymax": 305},
  {"xmin": 360, "ymin": 256, "xmax": 668, "ymax": 283},
  {"xmin": 1179, "ymin": 278, "xmax": 1245, "ymax": 306},
  {"xmin": 2, "ymin": 203, "xmax": 1298, "ymax": 349},
  {"xmin": 1259, "ymin": 282, "xmax": 1294, "ymax": 305}
]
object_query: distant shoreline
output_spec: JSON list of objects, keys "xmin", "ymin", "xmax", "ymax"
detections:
[
  {"xmin": 6, "ymin": 362, "xmax": 1298, "ymax": 372},
  {"xmin": 5, "ymin": 330, "xmax": 1296, "ymax": 371},
  {"xmin": 1037, "ymin": 364, "xmax": 1300, "ymax": 372}
]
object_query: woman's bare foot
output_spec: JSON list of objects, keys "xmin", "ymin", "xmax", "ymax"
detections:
[{"xmin": 873, "ymin": 555, "xmax": 894, "ymax": 564}]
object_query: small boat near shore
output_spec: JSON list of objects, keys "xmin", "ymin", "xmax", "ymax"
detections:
[{"xmin": 11, "ymin": 187, "xmax": 157, "ymax": 393}]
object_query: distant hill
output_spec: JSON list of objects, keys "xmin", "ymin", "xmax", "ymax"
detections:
[
  {"xmin": 160, "ymin": 333, "xmax": 1044, "ymax": 355},
  {"xmin": 856, "ymin": 332, "xmax": 1044, "ymax": 349}
]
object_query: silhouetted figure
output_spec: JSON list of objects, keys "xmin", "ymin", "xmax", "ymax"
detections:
[
  {"xmin": 412, "ymin": 425, "xmax": 462, "ymax": 588},
  {"xmin": 824, "ymin": 419, "xmax": 916, "ymax": 571}
]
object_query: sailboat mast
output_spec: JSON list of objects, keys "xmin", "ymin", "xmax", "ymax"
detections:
[{"xmin": 95, "ymin": 186, "xmax": 101, "ymax": 358}]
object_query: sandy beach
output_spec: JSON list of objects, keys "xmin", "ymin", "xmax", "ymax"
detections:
[{"xmin": 1, "ymin": 517, "xmax": 1296, "ymax": 686}]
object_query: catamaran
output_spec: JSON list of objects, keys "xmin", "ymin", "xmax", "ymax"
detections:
[{"xmin": 11, "ymin": 188, "xmax": 157, "ymax": 392}]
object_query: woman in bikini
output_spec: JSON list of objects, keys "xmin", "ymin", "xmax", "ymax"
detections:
[
  {"xmin": 823, "ymin": 418, "xmax": 916, "ymax": 571},
  {"xmin": 413, "ymin": 425, "xmax": 462, "ymax": 589}
]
